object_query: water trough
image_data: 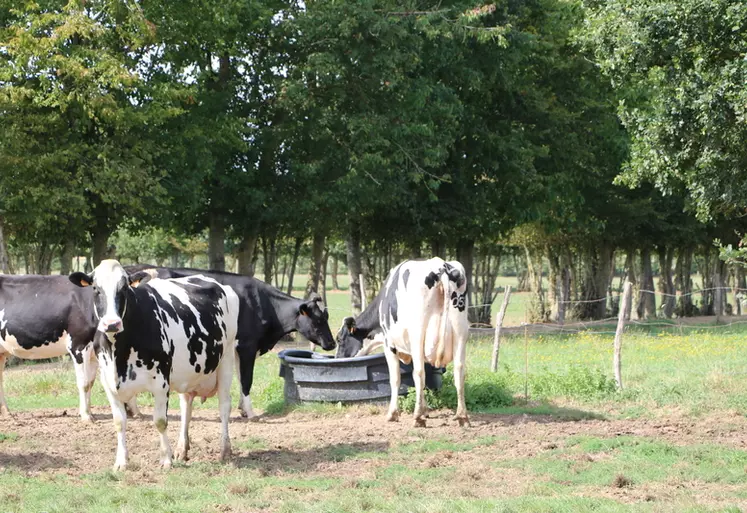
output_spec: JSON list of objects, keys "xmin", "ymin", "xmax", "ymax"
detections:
[{"xmin": 277, "ymin": 349, "xmax": 444, "ymax": 404}]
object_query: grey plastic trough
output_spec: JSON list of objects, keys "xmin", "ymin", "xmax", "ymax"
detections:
[{"xmin": 277, "ymin": 349, "xmax": 444, "ymax": 404}]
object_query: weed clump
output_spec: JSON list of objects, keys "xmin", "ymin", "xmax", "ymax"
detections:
[{"xmin": 399, "ymin": 369, "xmax": 514, "ymax": 413}]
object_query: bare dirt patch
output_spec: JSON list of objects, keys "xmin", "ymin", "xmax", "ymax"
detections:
[{"xmin": 0, "ymin": 405, "xmax": 745, "ymax": 478}]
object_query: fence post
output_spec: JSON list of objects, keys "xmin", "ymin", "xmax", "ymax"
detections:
[
  {"xmin": 359, "ymin": 273, "xmax": 367, "ymax": 310},
  {"xmin": 614, "ymin": 281, "xmax": 633, "ymax": 389},
  {"xmin": 490, "ymin": 286, "xmax": 512, "ymax": 372}
]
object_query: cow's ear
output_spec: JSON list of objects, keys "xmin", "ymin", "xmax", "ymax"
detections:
[
  {"xmin": 69, "ymin": 272, "xmax": 93, "ymax": 288},
  {"xmin": 299, "ymin": 302, "xmax": 310, "ymax": 317},
  {"xmin": 128, "ymin": 271, "xmax": 152, "ymax": 288},
  {"xmin": 343, "ymin": 316, "xmax": 356, "ymax": 334}
]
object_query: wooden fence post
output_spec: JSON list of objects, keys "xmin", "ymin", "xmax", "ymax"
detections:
[
  {"xmin": 614, "ymin": 281, "xmax": 633, "ymax": 389},
  {"xmin": 490, "ymin": 286, "xmax": 512, "ymax": 372},
  {"xmin": 359, "ymin": 273, "xmax": 367, "ymax": 310}
]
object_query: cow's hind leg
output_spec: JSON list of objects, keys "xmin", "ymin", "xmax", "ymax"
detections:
[
  {"xmin": 452, "ymin": 331, "xmax": 470, "ymax": 427},
  {"xmin": 411, "ymin": 340, "xmax": 427, "ymax": 428},
  {"xmin": 383, "ymin": 346, "xmax": 401, "ymax": 422},
  {"xmin": 218, "ymin": 356, "xmax": 233, "ymax": 461},
  {"xmin": 153, "ymin": 390, "xmax": 173, "ymax": 468},
  {"xmin": 175, "ymin": 393, "xmax": 194, "ymax": 462},
  {"xmin": 124, "ymin": 398, "xmax": 141, "ymax": 418}
]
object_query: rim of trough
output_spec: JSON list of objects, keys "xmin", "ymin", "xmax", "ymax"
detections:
[{"xmin": 277, "ymin": 348, "xmax": 387, "ymax": 365}]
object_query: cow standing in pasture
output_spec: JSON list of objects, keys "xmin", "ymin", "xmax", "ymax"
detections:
[
  {"xmin": 0, "ymin": 275, "xmax": 99, "ymax": 421},
  {"xmin": 336, "ymin": 258, "xmax": 470, "ymax": 427},
  {"xmin": 125, "ymin": 265, "xmax": 337, "ymax": 419},
  {"xmin": 70, "ymin": 260, "xmax": 239, "ymax": 471}
]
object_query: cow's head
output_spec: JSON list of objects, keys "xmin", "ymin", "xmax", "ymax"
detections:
[
  {"xmin": 69, "ymin": 259, "xmax": 152, "ymax": 335},
  {"xmin": 297, "ymin": 294, "xmax": 336, "ymax": 351},
  {"xmin": 335, "ymin": 316, "xmax": 364, "ymax": 358}
]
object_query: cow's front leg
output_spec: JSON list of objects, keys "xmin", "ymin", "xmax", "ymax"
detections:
[
  {"xmin": 0, "ymin": 354, "xmax": 11, "ymax": 416},
  {"xmin": 101, "ymin": 377, "xmax": 128, "ymax": 471},
  {"xmin": 153, "ymin": 389, "xmax": 173, "ymax": 468},
  {"xmin": 175, "ymin": 393, "xmax": 194, "ymax": 462},
  {"xmin": 71, "ymin": 345, "xmax": 97, "ymax": 422},
  {"xmin": 218, "ymin": 355, "xmax": 234, "ymax": 461},
  {"xmin": 235, "ymin": 346, "xmax": 256, "ymax": 419},
  {"xmin": 383, "ymin": 347, "xmax": 401, "ymax": 422}
]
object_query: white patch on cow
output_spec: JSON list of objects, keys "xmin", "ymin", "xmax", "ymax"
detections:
[
  {"xmin": 93, "ymin": 259, "xmax": 128, "ymax": 333},
  {"xmin": 0, "ymin": 309, "xmax": 7, "ymax": 331},
  {"xmin": 0, "ymin": 329, "xmax": 71, "ymax": 359}
]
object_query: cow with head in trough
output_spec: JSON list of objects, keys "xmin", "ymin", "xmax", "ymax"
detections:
[
  {"xmin": 336, "ymin": 257, "xmax": 470, "ymax": 427},
  {"xmin": 124, "ymin": 265, "xmax": 337, "ymax": 419},
  {"xmin": 0, "ymin": 274, "xmax": 100, "ymax": 421},
  {"xmin": 70, "ymin": 260, "xmax": 239, "ymax": 471}
]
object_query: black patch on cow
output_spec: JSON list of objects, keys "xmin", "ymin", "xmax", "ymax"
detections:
[
  {"xmin": 424, "ymin": 271, "xmax": 440, "ymax": 289},
  {"xmin": 402, "ymin": 269, "xmax": 410, "ymax": 288},
  {"xmin": 135, "ymin": 360, "xmax": 142, "ymax": 368},
  {"xmin": 451, "ymin": 291, "xmax": 467, "ymax": 312},
  {"xmin": 384, "ymin": 267, "xmax": 401, "ymax": 325},
  {"xmin": 195, "ymin": 363, "xmax": 201, "ymax": 373}
]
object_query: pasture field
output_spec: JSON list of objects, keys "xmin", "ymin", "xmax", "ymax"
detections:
[{"xmin": 1, "ymin": 326, "xmax": 746, "ymax": 512}]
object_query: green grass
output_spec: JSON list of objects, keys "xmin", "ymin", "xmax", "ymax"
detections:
[{"xmin": 3, "ymin": 324, "xmax": 747, "ymax": 512}]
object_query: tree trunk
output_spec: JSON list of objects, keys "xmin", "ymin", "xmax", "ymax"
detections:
[
  {"xmin": 304, "ymin": 232, "xmax": 326, "ymax": 299},
  {"xmin": 657, "ymin": 247, "xmax": 676, "ymax": 318},
  {"xmin": 408, "ymin": 240, "xmax": 422, "ymax": 259},
  {"xmin": 635, "ymin": 248, "xmax": 656, "ymax": 319},
  {"xmin": 524, "ymin": 245, "xmax": 546, "ymax": 322},
  {"xmin": 170, "ymin": 248, "xmax": 180, "ymax": 268},
  {"xmin": 346, "ymin": 230, "xmax": 363, "ymax": 315},
  {"xmin": 237, "ymin": 231, "xmax": 259, "ymax": 277},
  {"xmin": 430, "ymin": 239, "xmax": 445, "ymax": 260},
  {"xmin": 331, "ymin": 255, "xmax": 340, "ymax": 290},
  {"xmin": 91, "ymin": 224, "xmax": 113, "ymax": 268},
  {"xmin": 0, "ymin": 218, "xmax": 10, "ymax": 274},
  {"xmin": 261, "ymin": 235, "xmax": 277, "ymax": 285},
  {"xmin": 623, "ymin": 249, "xmax": 637, "ymax": 321},
  {"xmin": 208, "ymin": 212, "xmax": 225, "ymax": 271},
  {"xmin": 59, "ymin": 240, "xmax": 74, "ymax": 275},
  {"xmin": 675, "ymin": 247, "xmax": 694, "ymax": 316},
  {"xmin": 286, "ymin": 236, "xmax": 303, "ymax": 296},
  {"xmin": 547, "ymin": 247, "xmax": 559, "ymax": 321},
  {"xmin": 736, "ymin": 265, "xmax": 746, "ymax": 316},
  {"xmin": 457, "ymin": 239, "xmax": 475, "ymax": 322},
  {"xmin": 559, "ymin": 249, "xmax": 572, "ymax": 323},
  {"xmin": 320, "ymin": 247, "xmax": 329, "ymax": 305}
]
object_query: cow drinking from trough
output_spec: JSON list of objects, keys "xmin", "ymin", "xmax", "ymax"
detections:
[
  {"xmin": 0, "ymin": 275, "xmax": 99, "ymax": 421},
  {"xmin": 124, "ymin": 265, "xmax": 337, "ymax": 419},
  {"xmin": 336, "ymin": 258, "xmax": 469, "ymax": 427},
  {"xmin": 70, "ymin": 260, "xmax": 239, "ymax": 471}
]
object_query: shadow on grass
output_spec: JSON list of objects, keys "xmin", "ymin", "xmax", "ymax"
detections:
[
  {"xmin": 232, "ymin": 441, "xmax": 389, "ymax": 475},
  {"xmin": 0, "ymin": 451, "xmax": 73, "ymax": 471},
  {"xmin": 474, "ymin": 403, "xmax": 606, "ymax": 422}
]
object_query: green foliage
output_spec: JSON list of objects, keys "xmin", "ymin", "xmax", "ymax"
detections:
[
  {"xmin": 581, "ymin": 0, "xmax": 747, "ymax": 220},
  {"xmin": 399, "ymin": 369, "xmax": 514, "ymax": 413},
  {"xmin": 529, "ymin": 365, "xmax": 618, "ymax": 399}
]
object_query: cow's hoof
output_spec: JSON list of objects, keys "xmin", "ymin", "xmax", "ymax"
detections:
[
  {"xmin": 113, "ymin": 461, "xmax": 127, "ymax": 472},
  {"xmin": 80, "ymin": 413, "xmax": 95, "ymax": 423},
  {"xmin": 220, "ymin": 446, "xmax": 232, "ymax": 462},
  {"xmin": 161, "ymin": 459, "xmax": 173, "ymax": 469},
  {"xmin": 413, "ymin": 417, "xmax": 427, "ymax": 428},
  {"xmin": 455, "ymin": 416, "xmax": 470, "ymax": 427},
  {"xmin": 174, "ymin": 447, "xmax": 189, "ymax": 462},
  {"xmin": 386, "ymin": 411, "xmax": 399, "ymax": 422}
]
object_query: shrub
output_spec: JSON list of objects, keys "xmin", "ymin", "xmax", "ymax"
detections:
[{"xmin": 399, "ymin": 369, "xmax": 514, "ymax": 413}]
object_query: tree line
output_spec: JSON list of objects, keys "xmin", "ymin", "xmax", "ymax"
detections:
[{"xmin": 1, "ymin": 0, "xmax": 745, "ymax": 323}]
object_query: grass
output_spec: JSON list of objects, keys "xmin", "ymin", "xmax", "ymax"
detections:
[{"xmin": 2, "ymin": 324, "xmax": 747, "ymax": 512}]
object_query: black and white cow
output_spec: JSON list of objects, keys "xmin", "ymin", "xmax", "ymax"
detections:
[
  {"xmin": 70, "ymin": 260, "xmax": 239, "ymax": 471},
  {"xmin": 124, "ymin": 265, "xmax": 337, "ymax": 419},
  {"xmin": 337, "ymin": 258, "xmax": 469, "ymax": 427},
  {"xmin": 0, "ymin": 275, "xmax": 98, "ymax": 421}
]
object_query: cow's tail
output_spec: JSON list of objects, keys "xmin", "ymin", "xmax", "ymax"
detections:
[{"xmin": 435, "ymin": 268, "xmax": 452, "ymax": 368}]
